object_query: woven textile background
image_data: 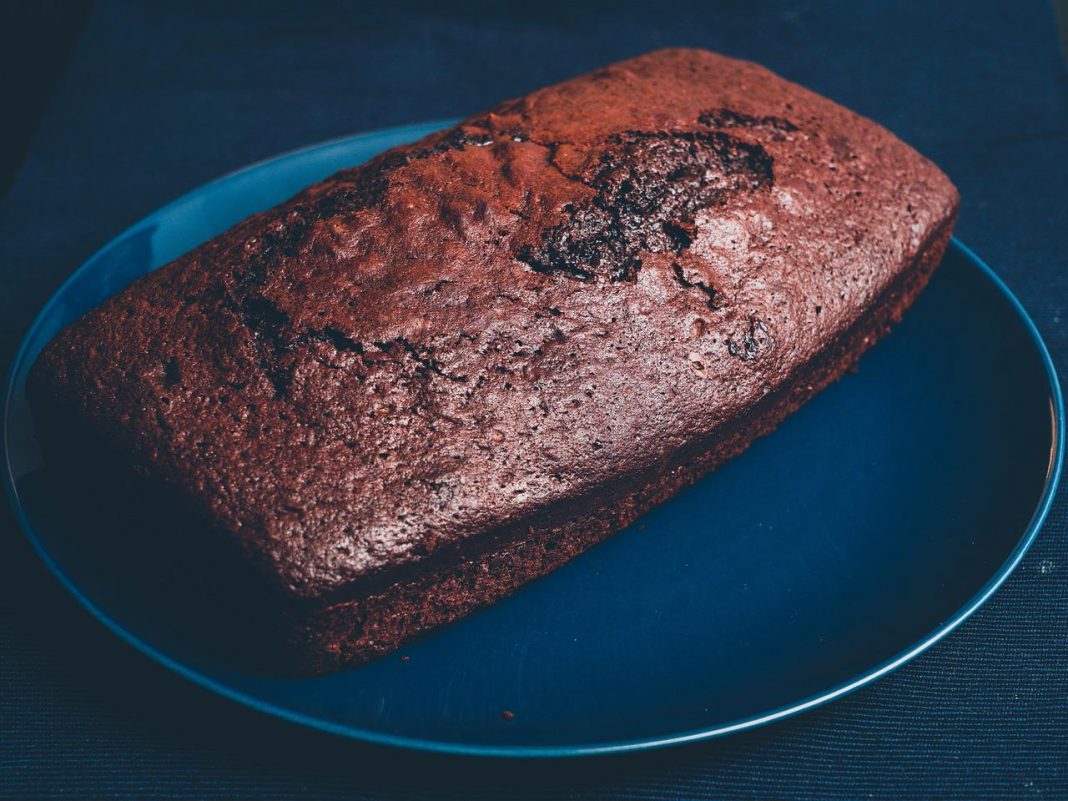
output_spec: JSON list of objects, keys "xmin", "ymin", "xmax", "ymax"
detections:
[{"xmin": 1, "ymin": 1, "xmax": 1066, "ymax": 798}]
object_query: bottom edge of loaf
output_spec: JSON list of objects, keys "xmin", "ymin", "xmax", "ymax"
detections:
[{"xmin": 286, "ymin": 220, "xmax": 956, "ymax": 675}]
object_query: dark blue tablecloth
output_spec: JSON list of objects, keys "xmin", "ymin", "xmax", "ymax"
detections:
[{"xmin": 2, "ymin": 1, "xmax": 1066, "ymax": 797}]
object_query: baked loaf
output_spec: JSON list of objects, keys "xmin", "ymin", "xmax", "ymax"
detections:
[{"xmin": 28, "ymin": 48, "xmax": 958, "ymax": 674}]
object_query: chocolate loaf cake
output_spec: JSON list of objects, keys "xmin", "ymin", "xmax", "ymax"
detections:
[{"xmin": 28, "ymin": 49, "xmax": 958, "ymax": 674}]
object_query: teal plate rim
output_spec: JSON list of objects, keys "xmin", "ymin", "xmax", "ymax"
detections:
[{"xmin": 3, "ymin": 122, "xmax": 1064, "ymax": 758}]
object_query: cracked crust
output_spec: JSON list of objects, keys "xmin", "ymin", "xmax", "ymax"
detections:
[
  {"xmin": 287, "ymin": 210, "xmax": 955, "ymax": 673},
  {"xmin": 28, "ymin": 48, "xmax": 958, "ymax": 672}
]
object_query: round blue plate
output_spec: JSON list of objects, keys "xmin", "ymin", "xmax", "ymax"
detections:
[{"xmin": 3, "ymin": 122, "xmax": 1063, "ymax": 758}]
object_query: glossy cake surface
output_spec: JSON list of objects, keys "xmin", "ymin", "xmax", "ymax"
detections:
[{"xmin": 29, "ymin": 49, "xmax": 958, "ymax": 672}]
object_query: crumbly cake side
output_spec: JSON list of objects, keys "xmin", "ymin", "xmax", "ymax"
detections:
[{"xmin": 28, "ymin": 48, "xmax": 959, "ymax": 672}]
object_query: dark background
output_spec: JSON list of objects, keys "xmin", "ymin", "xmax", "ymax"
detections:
[{"xmin": 1, "ymin": 1, "xmax": 1066, "ymax": 798}]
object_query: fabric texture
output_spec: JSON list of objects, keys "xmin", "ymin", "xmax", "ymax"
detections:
[{"xmin": 1, "ymin": 1, "xmax": 1065, "ymax": 798}]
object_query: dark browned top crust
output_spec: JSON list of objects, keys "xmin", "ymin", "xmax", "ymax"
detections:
[{"xmin": 29, "ymin": 49, "xmax": 958, "ymax": 604}]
